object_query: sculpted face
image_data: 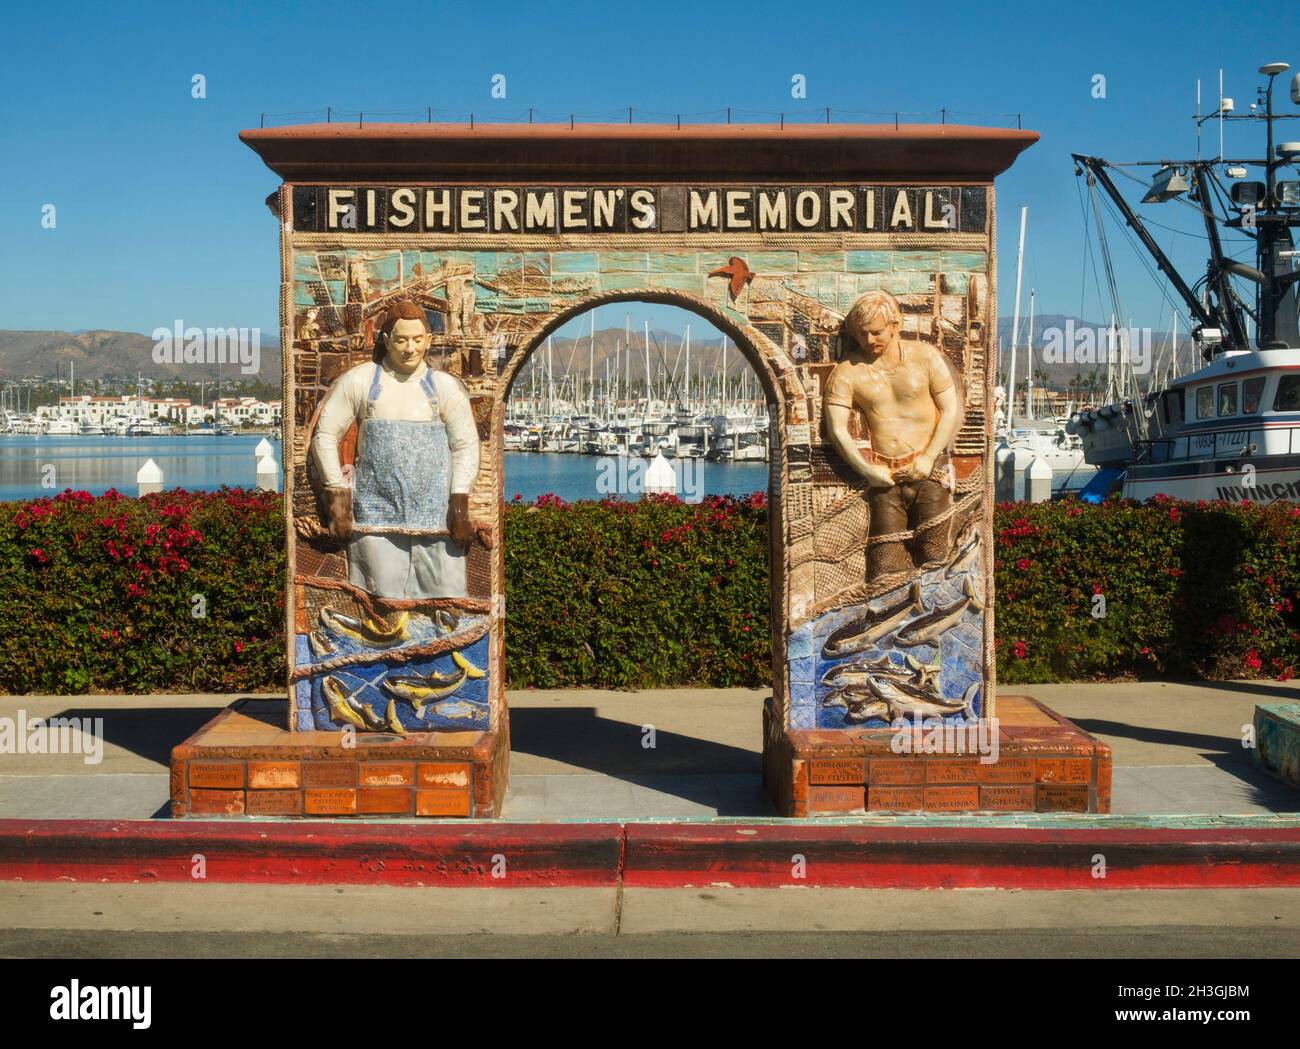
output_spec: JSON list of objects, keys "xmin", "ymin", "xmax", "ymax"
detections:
[
  {"xmin": 385, "ymin": 317, "xmax": 431, "ymax": 375},
  {"xmin": 853, "ymin": 313, "xmax": 899, "ymax": 357}
]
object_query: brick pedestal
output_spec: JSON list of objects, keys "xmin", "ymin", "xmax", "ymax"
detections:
[
  {"xmin": 171, "ymin": 698, "xmax": 509, "ymax": 819},
  {"xmin": 764, "ymin": 694, "xmax": 1111, "ymax": 816},
  {"xmin": 1254, "ymin": 703, "xmax": 1300, "ymax": 790}
]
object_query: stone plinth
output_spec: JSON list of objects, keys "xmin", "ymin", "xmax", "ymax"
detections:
[
  {"xmin": 171, "ymin": 699, "xmax": 508, "ymax": 819},
  {"xmin": 764, "ymin": 695, "xmax": 1111, "ymax": 816},
  {"xmin": 1254, "ymin": 703, "xmax": 1300, "ymax": 790}
]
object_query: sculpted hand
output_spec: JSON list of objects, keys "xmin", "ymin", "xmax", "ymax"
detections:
[
  {"xmin": 324, "ymin": 486, "xmax": 353, "ymax": 542},
  {"xmin": 448, "ymin": 493, "xmax": 475, "ymax": 549},
  {"xmin": 859, "ymin": 463, "xmax": 897, "ymax": 489},
  {"xmin": 893, "ymin": 455, "xmax": 935, "ymax": 484}
]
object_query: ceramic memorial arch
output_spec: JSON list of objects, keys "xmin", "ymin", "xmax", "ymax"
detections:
[{"xmin": 170, "ymin": 123, "xmax": 1112, "ymax": 819}]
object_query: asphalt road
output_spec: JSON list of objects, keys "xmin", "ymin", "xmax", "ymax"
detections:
[{"xmin": 4, "ymin": 926, "xmax": 1298, "ymax": 959}]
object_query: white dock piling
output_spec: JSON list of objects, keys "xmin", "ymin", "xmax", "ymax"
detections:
[
  {"xmin": 256, "ymin": 454, "xmax": 279, "ymax": 492},
  {"xmin": 137, "ymin": 459, "xmax": 163, "ymax": 496},
  {"xmin": 644, "ymin": 450, "xmax": 677, "ymax": 496},
  {"xmin": 1026, "ymin": 455, "xmax": 1054, "ymax": 503},
  {"xmin": 994, "ymin": 445, "xmax": 1016, "ymax": 502}
]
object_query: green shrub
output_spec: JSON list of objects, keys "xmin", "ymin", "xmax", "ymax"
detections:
[
  {"xmin": 503, "ymin": 492, "xmax": 771, "ymax": 688},
  {"xmin": 994, "ymin": 495, "xmax": 1300, "ymax": 683},
  {"xmin": 0, "ymin": 488, "xmax": 1295, "ymax": 694},
  {"xmin": 0, "ymin": 488, "xmax": 284, "ymax": 693}
]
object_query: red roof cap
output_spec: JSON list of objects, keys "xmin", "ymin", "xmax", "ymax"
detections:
[{"xmin": 240, "ymin": 122, "xmax": 1037, "ymax": 183}]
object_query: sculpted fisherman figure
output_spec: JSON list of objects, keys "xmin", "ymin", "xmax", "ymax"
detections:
[
  {"xmin": 823, "ymin": 290, "xmax": 961, "ymax": 578},
  {"xmin": 310, "ymin": 302, "xmax": 480, "ymax": 599}
]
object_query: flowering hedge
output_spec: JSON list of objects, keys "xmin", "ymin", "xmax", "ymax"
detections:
[
  {"xmin": 503, "ymin": 491, "xmax": 771, "ymax": 688},
  {"xmin": 994, "ymin": 495, "xmax": 1300, "ymax": 684},
  {"xmin": 0, "ymin": 488, "xmax": 284, "ymax": 693},
  {"xmin": 0, "ymin": 489, "xmax": 1296, "ymax": 694}
]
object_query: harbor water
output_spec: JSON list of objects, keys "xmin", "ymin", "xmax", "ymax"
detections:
[
  {"xmin": 0, "ymin": 437, "xmax": 769, "ymax": 503},
  {"xmin": 0, "ymin": 435, "xmax": 282, "ymax": 500}
]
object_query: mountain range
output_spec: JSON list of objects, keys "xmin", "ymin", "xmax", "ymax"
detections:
[{"xmin": 0, "ymin": 315, "xmax": 1202, "ymax": 390}]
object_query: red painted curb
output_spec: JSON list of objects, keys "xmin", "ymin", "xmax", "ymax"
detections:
[
  {"xmin": 0, "ymin": 820, "xmax": 623, "ymax": 888},
  {"xmin": 623, "ymin": 825, "xmax": 1300, "ymax": 889},
  {"xmin": 1, "ymin": 819, "xmax": 1299, "ymax": 889}
]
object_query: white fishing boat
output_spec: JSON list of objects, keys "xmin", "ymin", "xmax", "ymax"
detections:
[
  {"xmin": 1120, "ymin": 348, "xmax": 1300, "ymax": 502},
  {"xmin": 44, "ymin": 418, "xmax": 79, "ymax": 436},
  {"xmin": 1067, "ymin": 60, "xmax": 1300, "ymax": 504}
]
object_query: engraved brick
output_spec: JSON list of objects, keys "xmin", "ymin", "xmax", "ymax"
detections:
[
  {"xmin": 925, "ymin": 759, "xmax": 980, "ymax": 784},
  {"xmin": 416, "ymin": 762, "xmax": 471, "ymax": 789},
  {"xmin": 246, "ymin": 790, "xmax": 302, "ymax": 815},
  {"xmin": 359, "ymin": 762, "xmax": 415, "ymax": 788},
  {"xmin": 189, "ymin": 762, "xmax": 245, "ymax": 789},
  {"xmin": 415, "ymin": 788, "xmax": 471, "ymax": 817},
  {"xmin": 1036, "ymin": 784, "xmax": 1090, "ymax": 812},
  {"xmin": 304, "ymin": 788, "xmax": 357, "ymax": 815},
  {"xmin": 979, "ymin": 758, "xmax": 1034, "ymax": 784},
  {"xmin": 247, "ymin": 761, "xmax": 300, "ymax": 790},
  {"xmin": 189, "ymin": 788, "xmax": 246, "ymax": 816},
  {"xmin": 1035, "ymin": 758, "xmax": 1065, "ymax": 783},
  {"xmin": 979, "ymin": 785, "xmax": 1035, "ymax": 811},
  {"xmin": 1060, "ymin": 758, "xmax": 1091, "ymax": 783},
  {"xmin": 809, "ymin": 759, "xmax": 866, "ymax": 785},
  {"xmin": 867, "ymin": 786, "xmax": 923, "ymax": 811},
  {"xmin": 1095, "ymin": 748, "xmax": 1113, "ymax": 812},
  {"xmin": 302, "ymin": 762, "xmax": 355, "ymax": 788},
  {"xmin": 358, "ymin": 787, "xmax": 413, "ymax": 815},
  {"xmin": 867, "ymin": 759, "xmax": 925, "ymax": 785},
  {"xmin": 922, "ymin": 786, "xmax": 979, "ymax": 811},
  {"xmin": 807, "ymin": 785, "xmax": 865, "ymax": 812}
]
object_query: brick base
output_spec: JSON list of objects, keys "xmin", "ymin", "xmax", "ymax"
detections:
[
  {"xmin": 764, "ymin": 694, "xmax": 1111, "ymax": 816},
  {"xmin": 171, "ymin": 699, "xmax": 507, "ymax": 819}
]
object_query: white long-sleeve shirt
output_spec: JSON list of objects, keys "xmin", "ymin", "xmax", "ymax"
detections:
[{"xmin": 310, "ymin": 358, "xmax": 480, "ymax": 495}]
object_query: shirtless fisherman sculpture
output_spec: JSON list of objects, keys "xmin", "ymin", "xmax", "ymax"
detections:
[{"xmin": 823, "ymin": 290, "xmax": 961, "ymax": 579}]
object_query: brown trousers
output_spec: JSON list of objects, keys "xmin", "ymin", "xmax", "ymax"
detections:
[{"xmin": 866, "ymin": 456, "xmax": 952, "ymax": 577}]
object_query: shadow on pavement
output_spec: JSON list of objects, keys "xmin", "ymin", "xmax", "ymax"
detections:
[
  {"xmin": 509, "ymin": 706, "xmax": 769, "ymax": 812},
  {"xmin": 56, "ymin": 703, "xmax": 231, "ymax": 767}
]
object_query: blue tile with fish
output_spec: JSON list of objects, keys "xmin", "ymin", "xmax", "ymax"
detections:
[
  {"xmin": 308, "ymin": 633, "xmax": 489, "ymax": 733},
  {"xmin": 797, "ymin": 555, "xmax": 985, "ymax": 730}
]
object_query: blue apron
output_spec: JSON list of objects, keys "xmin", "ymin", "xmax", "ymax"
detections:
[{"xmin": 351, "ymin": 364, "xmax": 451, "ymax": 535}]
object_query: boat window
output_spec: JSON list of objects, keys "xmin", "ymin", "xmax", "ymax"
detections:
[
  {"xmin": 1242, "ymin": 377, "xmax": 1266, "ymax": 414},
  {"xmin": 1275, "ymin": 375, "xmax": 1300, "ymax": 412},
  {"xmin": 1217, "ymin": 383, "xmax": 1238, "ymax": 417},
  {"xmin": 1161, "ymin": 389, "xmax": 1184, "ymax": 425},
  {"xmin": 1196, "ymin": 386, "xmax": 1214, "ymax": 419}
]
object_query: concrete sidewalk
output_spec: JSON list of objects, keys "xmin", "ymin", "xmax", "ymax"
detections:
[
  {"xmin": 0, "ymin": 882, "xmax": 1297, "ymax": 957},
  {"xmin": 0, "ymin": 681, "xmax": 1297, "ymax": 820}
]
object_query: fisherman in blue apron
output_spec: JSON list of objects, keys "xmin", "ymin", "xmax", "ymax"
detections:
[{"xmin": 310, "ymin": 301, "xmax": 480, "ymax": 599}]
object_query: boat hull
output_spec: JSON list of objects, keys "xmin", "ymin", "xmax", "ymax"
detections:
[{"xmin": 1126, "ymin": 454, "xmax": 1300, "ymax": 504}]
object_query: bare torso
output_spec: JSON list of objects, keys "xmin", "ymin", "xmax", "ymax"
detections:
[{"xmin": 826, "ymin": 341, "xmax": 950, "ymax": 459}]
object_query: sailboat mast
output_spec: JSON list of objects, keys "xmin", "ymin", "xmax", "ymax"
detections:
[
  {"xmin": 1025, "ymin": 288, "xmax": 1036, "ymax": 419},
  {"xmin": 1006, "ymin": 205, "xmax": 1027, "ymax": 430},
  {"xmin": 685, "ymin": 325, "xmax": 691, "ymax": 412},
  {"xmin": 642, "ymin": 320, "xmax": 650, "ymax": 416},
  {"xmin": 588, "ymin": 310, "xmax": 596, "ymax": 414}
]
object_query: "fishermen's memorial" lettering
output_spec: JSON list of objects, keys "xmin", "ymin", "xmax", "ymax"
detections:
[{"xmin": 290, "ymin": 185, "xmax": 988, "ymax": 235}]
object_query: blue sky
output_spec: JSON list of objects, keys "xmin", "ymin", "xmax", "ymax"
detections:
[{"xmin": 0, "ymin": 0, "xmax": 1291, "ymax": 341}]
